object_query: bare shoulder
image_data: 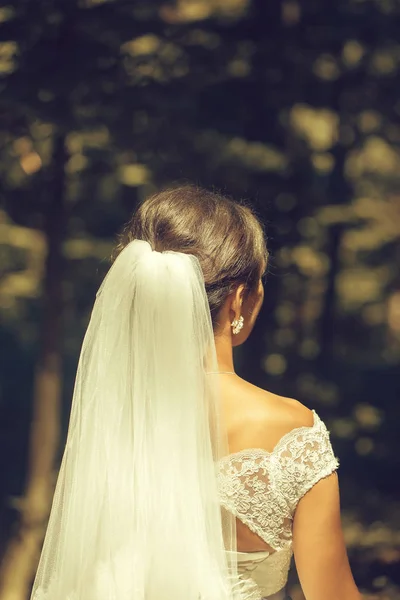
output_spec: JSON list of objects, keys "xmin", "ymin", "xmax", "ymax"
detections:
[
  {"xmin": 224, "ymin": 376, "xmax": 315, "ymax": 454},
  {"xmin": 269, "ymin": 392, "xmax": 315, "ymax": 430}
]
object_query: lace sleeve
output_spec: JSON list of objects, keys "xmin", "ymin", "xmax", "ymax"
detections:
[{"xmin": 276, "ymin": 411, "xmax": 339, "ymax": 510}]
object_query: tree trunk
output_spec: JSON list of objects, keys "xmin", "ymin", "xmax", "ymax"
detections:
[
  {"xmin": 317, "ymin": 136, "xmax": 351, "ymax": 370},
  {"xmin": 0, "ymin": 133, "xmax": 67, "ymax": 600},
  {"xmin": 318, "ymin": 222, "xmax": 343, "ymax": 368}
]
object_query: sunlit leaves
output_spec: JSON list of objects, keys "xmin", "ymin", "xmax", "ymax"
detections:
[
  {"xmin": 337, "ymin": 267, "xmax": 389, "ymax": 309},
  {"xmin": 122, "ymin": 35, "xmax": 188, "ymax": 83},
  {"xmin": 281, "ymin": 0, "xmax": 301, "ymax": 27},
  {"xmin": 160, "ymin": 0, "xmax": 250, "ymax": 23},
  {"xmin": 370, "ymin": 49, "xmax": 398, "ymax": 76},
  {"xmin": 0, "ymin": 215, "xmax": 45, "ymax": 311},
  {"xmin": 262, "ymin": 353, "xmax": 287, "ymax": 376},
  {"xmin": 0, "ymin": 40, "xmax": 17, "ymax": 74},
  {"xmin": 354, "ymin": 403, "xmax": 383, "ymax": 429},
  {"xmin": 347, "ymin": 137, "xmax": 400, "ymax": 178},
  {"xmin": 118, "ymin": 163, "xmax": 150, "ymax": 186},
  {"xmin": 194, "ymin": 130, "xmax": 287, "ymax": 173},
  {"xmin": 342, "ymin": 40, "xmax": 365, "ymax": 68},
  {"xmin": 313, "ymin": 53, "xmax": 341, "ymax": 81},
  {"xmin": 0, "ymin": 6, "xmax": 14, "ymax": 24},
  {"xmin": 291, "ymin": 245, "xmax": 330, "ymax": 277},
  {"xmin": 357, "ymin": 111, "xmax": 382, "ymax": 134},
  {"xmin": 290, "ymin": 105, "xmax": 339, "ymax": 151}
]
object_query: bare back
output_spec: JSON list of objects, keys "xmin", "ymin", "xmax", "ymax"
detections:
[{"xmin": 219, "ymin": 374, "xmax": 314, "ymax": 553}]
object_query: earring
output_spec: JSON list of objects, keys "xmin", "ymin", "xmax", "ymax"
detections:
[{"xmin": 231, "ymin": 315, "xmax": 244, "ymax": 335}]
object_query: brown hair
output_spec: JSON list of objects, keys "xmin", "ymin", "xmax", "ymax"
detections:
[{"xmin": 113, "ymin": 185, "xmax": 268, "ymax": 328}]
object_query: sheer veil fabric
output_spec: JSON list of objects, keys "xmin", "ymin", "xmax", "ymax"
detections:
[{"xmin": 31, "ymin": 240, "xmax": 260, "ymax": 600}]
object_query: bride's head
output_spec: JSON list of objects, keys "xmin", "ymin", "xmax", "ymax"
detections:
[{"xmin": 114, "ymin": 185, "xmax": 268, "ymax": 345}]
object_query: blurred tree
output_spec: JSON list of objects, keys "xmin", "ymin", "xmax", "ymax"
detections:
[{"xmin": 0, "ymin": 133, "xmax": 67, "ymax": 600}]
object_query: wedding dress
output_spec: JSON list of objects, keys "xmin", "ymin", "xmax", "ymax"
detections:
[{"xmin": 219, "ymin": 410, "xmax": 339, "ymax": 599}]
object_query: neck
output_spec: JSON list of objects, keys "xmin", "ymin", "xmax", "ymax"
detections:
[{"xmin": 214, "ymin": 331, "xmax": 235, "ymax": 373}]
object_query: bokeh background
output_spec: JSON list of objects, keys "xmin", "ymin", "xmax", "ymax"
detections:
[{"xmin": 0, "ymin": 0, "xmax": 399, "ymax": 598}]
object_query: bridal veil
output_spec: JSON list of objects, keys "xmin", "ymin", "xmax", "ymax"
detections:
[{"xmin": 31, "ymin": 240, "xmax": 258, "ymax": 600}]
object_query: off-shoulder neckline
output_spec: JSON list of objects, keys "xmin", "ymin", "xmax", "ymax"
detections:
[{"xmin": 220, "ymin": 409, "xmax": 321, "ymax": 462}]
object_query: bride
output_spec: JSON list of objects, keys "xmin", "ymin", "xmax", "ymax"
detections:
[{"xmin": 31, "ymin": 185, "xmax": 362, "ymax": 600}]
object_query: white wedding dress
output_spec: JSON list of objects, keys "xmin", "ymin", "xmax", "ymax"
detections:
[{"xmin": 218, "ymin": 410, "xmax": 339, "ymax": 600}]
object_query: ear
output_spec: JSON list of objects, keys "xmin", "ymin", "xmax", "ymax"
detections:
[{"xmin": 229, "ymin": 284, "xmax": 246, "ymax": 321}]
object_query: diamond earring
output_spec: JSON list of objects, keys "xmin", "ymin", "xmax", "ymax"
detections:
[{"xmin": 231, "ymin": 315, "xmax": 244, "ymax": 335}]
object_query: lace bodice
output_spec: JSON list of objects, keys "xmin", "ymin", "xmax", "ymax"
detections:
[
  {"xmin": 218, "ymin": 410, "xmax": 339, "ymax": 598},
  {"xmin": 218, "ymin": 410, "xmax": 339, "ymax": 551}
]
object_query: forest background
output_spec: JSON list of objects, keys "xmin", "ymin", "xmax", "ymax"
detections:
[{"xmin": 0, "ymin": 0, "xmax": 399, "ymax": 598}]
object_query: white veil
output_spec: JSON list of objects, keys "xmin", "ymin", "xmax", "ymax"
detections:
[{"xmin": 31, "ymin": 240, "xmax": 258, "ymax": 600}]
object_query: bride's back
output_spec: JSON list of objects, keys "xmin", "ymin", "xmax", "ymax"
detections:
[
  {"xmin": 219, "ymin": 375, "xmax": 314, "ymax": 552},
  {"xmin": 218, "ymin": 374, "xmax": 361, "ymax": 600}
]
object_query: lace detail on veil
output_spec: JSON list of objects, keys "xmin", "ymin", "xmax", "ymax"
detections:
[{"xmin": 218, "ymin": 411, "xmax": 339, "ymax": 551}]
